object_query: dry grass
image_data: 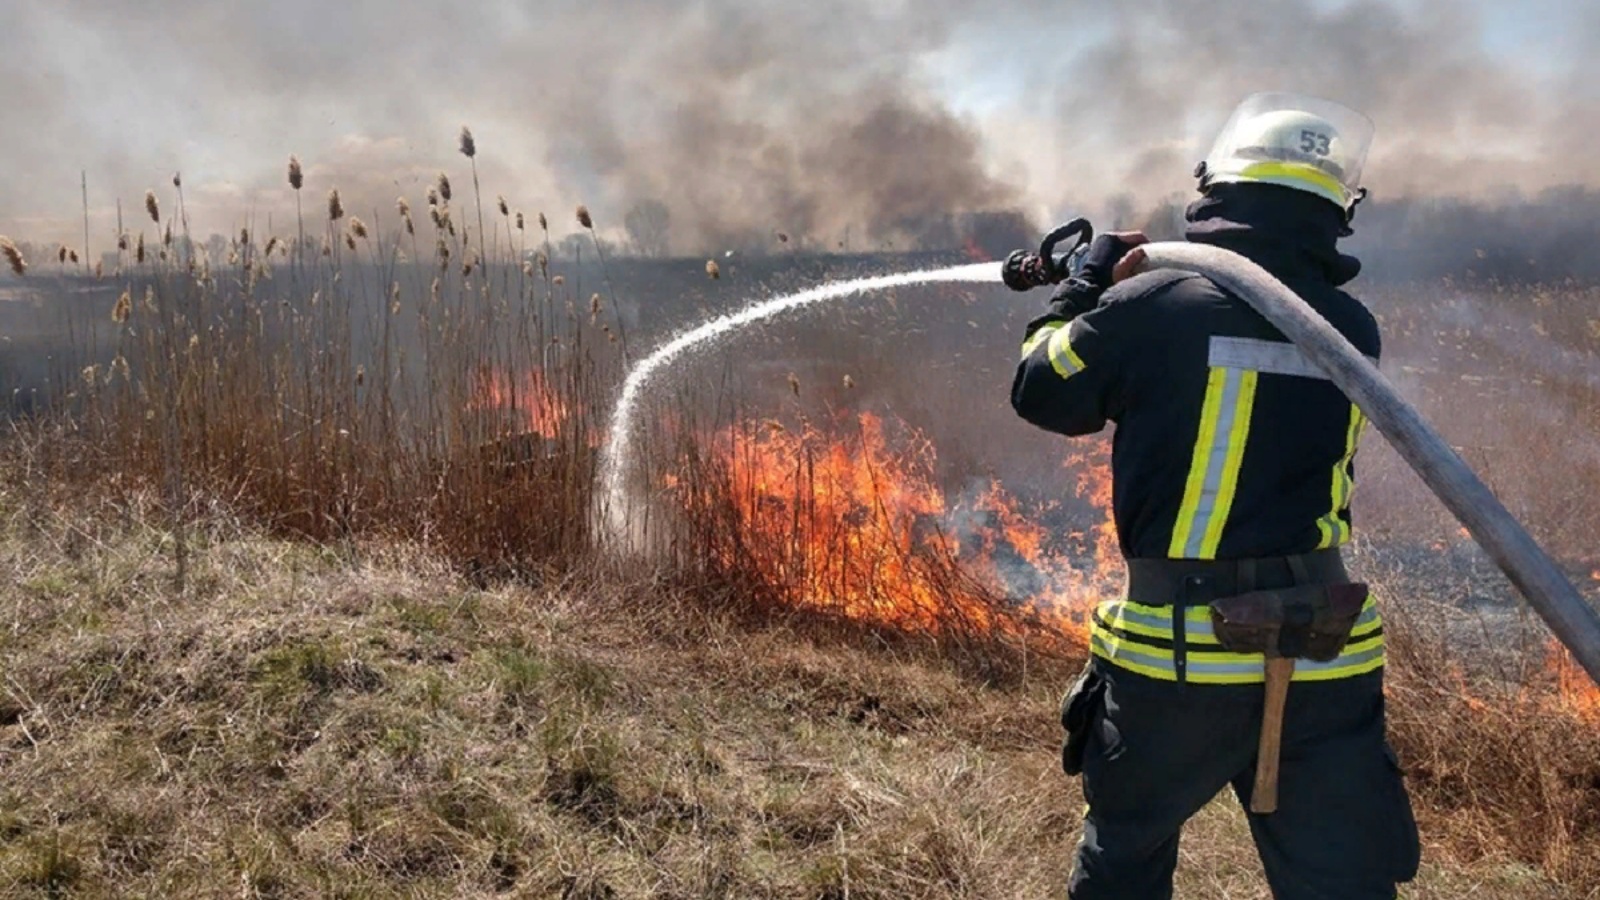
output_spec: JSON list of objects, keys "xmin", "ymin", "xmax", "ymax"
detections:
[{"xmin": 0, "ymin": 483, "xmax": 1588, "ymax": 899}]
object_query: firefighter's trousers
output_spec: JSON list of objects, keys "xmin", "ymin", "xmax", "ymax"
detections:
[{"xmin": 1067, "ymin": 662, "xmax": 1420, "ymax": 900}]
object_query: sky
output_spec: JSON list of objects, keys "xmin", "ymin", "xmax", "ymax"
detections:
[{"xmin": 2, "ymin": 0, "xmax": 1596, "ymax": 253}]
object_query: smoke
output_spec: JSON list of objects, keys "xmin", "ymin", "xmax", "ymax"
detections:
[{"xmin": 1, "ymin": 0, "xmax": 1595, "ymax": 255}]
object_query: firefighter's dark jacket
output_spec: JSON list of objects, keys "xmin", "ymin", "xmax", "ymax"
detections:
[{"xmin": 1012, "ymin": 183, "xmax": 1381, "ymax": 561}]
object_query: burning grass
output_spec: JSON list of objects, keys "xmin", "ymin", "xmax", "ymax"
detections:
[{"xmin": 664, "ymin": 410, "xmax": 1118, "ymax": 669}]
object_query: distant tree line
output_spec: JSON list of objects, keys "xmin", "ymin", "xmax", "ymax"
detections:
[{"xmin": 8, "ymin": 187, "xmax": 1600, "ymax": 282}]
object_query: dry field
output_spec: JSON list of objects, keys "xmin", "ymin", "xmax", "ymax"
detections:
[{"xmin": 1, "ymin": 147, "xmax": 1598, "ymax": 897}]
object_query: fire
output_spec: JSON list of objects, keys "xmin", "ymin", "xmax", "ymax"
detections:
[
  {"xmin": 671, "ymin": 412, "xmax": 1119, "ymax": 641},
  {"xmin": 470, "ymin": 368, "xmax": 570, "ymax": 440},
  {"xmin": 1551, "ymin": 641, "xmax": 1600, "ymax": 722}
]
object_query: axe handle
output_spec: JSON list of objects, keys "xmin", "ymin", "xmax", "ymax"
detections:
[{"xmin": 1252, "ymin": 656, "xmax": 1296, "ymax": 814}]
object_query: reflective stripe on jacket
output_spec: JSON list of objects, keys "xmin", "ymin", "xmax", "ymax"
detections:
[{"xmin": 1088, "ymin": 595, "xmax": 1385, "ymax": 684}]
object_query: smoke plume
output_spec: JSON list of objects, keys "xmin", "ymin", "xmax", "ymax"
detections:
[{"xmin": 0, "ymin": 0, "xmax": 1593, "ymax": 254}]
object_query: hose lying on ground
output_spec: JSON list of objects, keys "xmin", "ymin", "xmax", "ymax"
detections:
[{"xmin": 1134, "ymin": 241, "xmax": 1600, "ymax": 686}]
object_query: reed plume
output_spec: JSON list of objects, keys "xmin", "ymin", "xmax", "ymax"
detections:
[
  {"xmin": 498, "ymin": 195, "xmax": 509, "ymax": 217},
  {"xmin": 1, "ymin": 237, "xmax": 26, "ymax": 276},
  {"xmin": 706, "ymin": 259, "xmax": 721, "ymax": 279},
  {"xmin": 345, "ymin": 233, "xmax": 356, "ymax": 251},
  {"xmin": 288, "ymin": 156, "xmax": 303, "ymax": 190},
  {"xmin": 426, "ymin": 186, "xmax": 439, "ymax": 207},
  {"xmin": 69, "ymin": 249, "xmax": 78, "ymax": 264},
  {"xmin": 438, "ymin": 173, "xmax": 452, "ymax": 203},
  {"xmin": 458, "ymin": 126, "xmax": 476, "ymax": 159},
  {"xmin": 515, "ymin": 211, "xmax": 525, "ymax": 231},
  {"xmin": 538, "ymin": 212, "xmax": 548, "ymax": 232},
  {"xmin": 327, "ymin": 189, "xmax": 345, "ymax": 222},
  {"xmin": 398, "ymin": 197, "xmax": 411, "ymax": 217},
  {"xmin": 163, "ymin": 223, "xmax": 173, "ymax": 247},
  {"xmin": 58, "ymin": 246, "xmax": 67, "ymax": 264},
  {"xmin": 240, "ymin": 227, "xmax": 250, "ymax": 247},
  {"xmin": 173, "ymin": 172, "xmax": 182, "ymax": 189},
  {"xmin": 264, "ymin": 236, "xmax": 279, "ymax": 256},
  {"xmin": 112, "ymin": 290, "xmax": 132, "ymax": 323},
  {"xmin": 576, "ymin": 205, "xmax": 593, "ymax": 229},
  {"xmin": 350, "ymin": 217, "xmax": 368, "ymax": 239},
  {"xmin": 145, "ymin": 190, "xmax": 161, "ymax": 224},
  {"xmin": 136, "ymin": 233, "xmax": 146, "ymax": 264},
  {"xmin": 118, "ymin": 233, "xmax": 128, "ymax": 252}
]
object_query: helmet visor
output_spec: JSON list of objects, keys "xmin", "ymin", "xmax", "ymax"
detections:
[{"xmin": 1204, "ymin": 92, "xmax": 1374, "ymax": 208}]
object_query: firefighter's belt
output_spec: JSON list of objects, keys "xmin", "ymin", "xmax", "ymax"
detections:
[
  {"xmin": 1093, "ymin": 549, "xmax": 1383, "ymax": 683},
  {"xmin": 1125, "ymin": 548, "xmax": 1348, "ymax": 602}
]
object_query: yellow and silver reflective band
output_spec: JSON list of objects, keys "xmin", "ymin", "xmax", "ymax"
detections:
[
  {"xmin": 1168, "ymin": 365, "xmax": 1259, "ymax": 559},
  {"xmin": 1020, "ymin": 319, "xmax": 1087, "ymax": 380},
  {"xmin": 1316, "ymin": 403, "xmax": 1367, "ymax": 548},
  {"xmin": 1236, "ymin": 161, "xmax": 1349, "ymax": 207},
  {"xmin": 1088, "ymin": 596, "xmax": 1386, "ymax": 684},
  {"xmin": 1206, "ymin": 335, "xmax": 1379, "ymax": 381}
]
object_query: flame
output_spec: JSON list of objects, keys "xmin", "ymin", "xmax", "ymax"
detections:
[
  {"xmin": 672, "ymin": 412, "xmax": 1119, "ymax": 641},
  {"xmin": 470, "ymin": 368, "xmax": 570, "ymax": 440},
  {"xmin": 1551, "ymin": 641, "xmax": 1600, "ymax": 722}
]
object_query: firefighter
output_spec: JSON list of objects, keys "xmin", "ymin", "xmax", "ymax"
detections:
[{"xmin": 1009, "ymin": 93, "xmax": 1420, "ymax": 899}]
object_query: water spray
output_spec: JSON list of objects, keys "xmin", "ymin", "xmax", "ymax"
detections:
[{"xmin": 596, "ymin": 262, "xmax": 1000, "ymax": 554}]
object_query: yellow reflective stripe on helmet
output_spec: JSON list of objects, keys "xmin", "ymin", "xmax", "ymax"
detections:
[
  {"xmin": 1019, "ymin": 321, "xmax": 1088, "ymax": 380},
  {"xmin": 1316, "ymin": 404, "xmax": 1367, "ymax": 549},
  {"xmin": 1237, "ymin": 161, "xmax": 1346, "ymax": 203},
  {"xmin": 1089, "ymin": 597, "xmax": 1385, "ymax": 684},
  {"xmin": 1169, "ymin": 366, "xmax": 1258, "ymax": 559}
]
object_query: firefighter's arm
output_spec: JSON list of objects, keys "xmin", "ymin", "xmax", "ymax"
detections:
[
  {"xmin": 1009, "ymin": 233, "xmax": 1150, "ymax": 436},
  {"xmin": 1010, "ymin": 298, "xmax": 1136, "ymax": 436}
]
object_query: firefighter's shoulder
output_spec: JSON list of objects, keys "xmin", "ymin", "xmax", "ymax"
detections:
[{"xmin": 1096, "ymin": 269, "xmax": 1207, "ymax": 311}]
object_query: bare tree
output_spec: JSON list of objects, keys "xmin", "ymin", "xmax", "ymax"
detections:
[{"xmin": 624, "ymin": 199, "xmax": 672, "ymax": 258}]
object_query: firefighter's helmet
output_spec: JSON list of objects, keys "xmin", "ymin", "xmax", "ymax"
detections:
[{"xmin": 1199, "ymin": 93, "xmax": 1374, "ymax": 214}]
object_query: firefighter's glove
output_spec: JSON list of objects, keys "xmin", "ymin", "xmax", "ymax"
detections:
[
  {"xmin": 1080, "ymin": 232, "xmax": 1150, "ymax": 291},
  {"xmin": 1048, "ymin": 232, "xmax": 1150, "ymax": 317}
]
